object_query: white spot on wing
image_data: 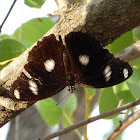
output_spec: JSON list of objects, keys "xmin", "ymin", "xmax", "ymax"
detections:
[
  {"xmin": 29, "ymin": 80, "xmax": 38, "ymax": 95},
  {"xmin": 44, "ymin": 59, "xmax": 55, "ymax": 72},
  {"xmin": 123, "ymin": 68, "xmax": 129, "ymax": 79},
  {"xmin": 104, "ymin": 65, "xmax": 112, "ymax": 81},
  {"xmin": 14, "ymin": 90, "xmax": 20, "ymax": 99},
  {"xmin": 79, "ymin": 55, "xmax": 89, "ymax": 66}
]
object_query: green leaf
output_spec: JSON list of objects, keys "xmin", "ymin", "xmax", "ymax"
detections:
[
  {"xmin": 64, "ymin": 94, "xmax": 77, "ymax": 115},
  {"xmin": 126, "ymin": 70, "xmax": 140, "ymax": 99},
  {"xmin": 24, "ymin": 0, "xmax": 46, "ymax": 8},
  {"xmin": 13, "ymin": 17, "xmax": 55, "ymax": 46},
  {"xmin": 130, "ymin": 58, "xmax": 140, "ymax": 69},
  {"xmin": 106, "ymin": 31, "xmax": 133, "ymax": 53},
  {"xmin": 113, "ymin": 82, "xmax": 136, "ymax": 104},
  {"xmin": 131, "ymin": 65, "xmax": 140, "ymax": 80},
  {"xmin": 0, "ymin": 34, "xmax": 11, "ymax": 40},
  {"xmin": 99, "ymin": 87, "xmax": 119, "ymax": 119},
  {"xmin": 85, "ymin": 88, "xmax": 96, "ymax": 96},
  {"xmin": 133, "ymin": 27, "xmax": 140, "ymax": 41},
  {"xmin": 115, "ymin": 90, "xmax": 136, "ymax": 105},
  {"xmin": 38, "ymin": 98, "xmax": 62, "ymax": 126},
  {"xmin": 62, "ymin": 94, "xmax": 77, "ymax": 127},
  {"xmin": 113, "ymin": 81, "xmax": 129, "ymax": 93},
  {"xmin": 0, "ymin": 39, "xmax": 26, "ymax": 62}
]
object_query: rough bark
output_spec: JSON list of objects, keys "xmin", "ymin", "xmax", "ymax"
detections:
[{"xmin": 0, "ymin": 0, "xmax": 140, "ymax": 135}]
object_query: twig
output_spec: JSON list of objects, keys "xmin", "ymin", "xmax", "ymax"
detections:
[
  {"xmin": 40, "ymin": 99, "xmax": 140, "ymax": 140},
  {"xmin": 115, "ymin": 41, "xmax": 140, "ymax": 62},
  {"xmin": 55, "ymin": 0, "xmax": 70, "ymax": 11},
  {"xmin": 0, "ymin": 57, "xmax": 16, "ymax": 66},
  {"xmin": 117, "ymin": 99, "xmax": 123, "ymax": 108},
  {"xmin": 124, "ymin": 109, "xmax": 130, "ymax": 119},
  {"xmin": 61, "ymin": 109, "xmax": 82, "ymax": 139},
  {"xmin": 106, "ymin": 109, "xmax": 140, "ymax": 140},
  {"xmin": 0, "ymin": 0, "xmax": 17, "ymax": 33}
]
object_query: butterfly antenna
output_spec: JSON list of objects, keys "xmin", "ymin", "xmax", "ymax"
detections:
[
  {"xmin": 56, "ymin": 93, "xmax": 70, "ymax": 106},
  {"xmin": 74, "ymin": 91, "xmax": 85, "ymax": 110}
]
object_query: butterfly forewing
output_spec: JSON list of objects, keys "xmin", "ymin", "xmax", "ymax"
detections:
[
  {"xmin": 10, "ymin": 35, "xmax": 66, "ymax": 101},
  {"xmin": 65, "ymin": 32, "xmax": 133, "ymax": 88}
]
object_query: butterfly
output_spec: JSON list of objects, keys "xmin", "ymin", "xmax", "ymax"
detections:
[{"xmin": 9, "ymin": 32, "xmax": 133, "ymax": 101}]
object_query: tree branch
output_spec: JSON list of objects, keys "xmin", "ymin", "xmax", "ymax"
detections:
[
  {"xmin": 55, "ymin": 0, "xmax": 70, "ymax": 11},
  {"xmin": 0, "ymin": 0, "xmax": 17, "ymax": 33},
  {"xmin": 115, "ymin": 40, "xmax": 140, "ymax": 62},
  {"xmin": 40, "ymin": 99, "xmax": 140, "ymax": 140},
  {"xmin": 0, "ymin": 0, "xmax": 140, "ymax": 128},
  {"xmin": 106, "ymin": 109, "xmax": 140, "ymax": 140}
]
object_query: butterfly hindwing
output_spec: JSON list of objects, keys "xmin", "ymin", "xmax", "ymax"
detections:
[
  {"xmin": 65, "ymin": 32, "xmax": 133, "ymax": 88},
  {"xmin": 10, "ymin": 35, "xmax": 66, "ymax": 101}
]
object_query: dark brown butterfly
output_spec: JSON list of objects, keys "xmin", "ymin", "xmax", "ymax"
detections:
[{"xmin": 9, "ymin": 32, "xmax": 133, "ymax": 101}]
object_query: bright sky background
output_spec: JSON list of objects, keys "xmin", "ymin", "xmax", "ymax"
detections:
[
  {"xmin": 0, "ymin": 0, "xmax": 58, "ymax": 35},
  {"xmin": 0, "ymin": 0, "xmax": 140, "ymax": 140}
]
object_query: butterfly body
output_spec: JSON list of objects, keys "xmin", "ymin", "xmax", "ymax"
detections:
[{"xmin": 9, "ymin": 32, "xmax": 133, "ymax": 101}]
